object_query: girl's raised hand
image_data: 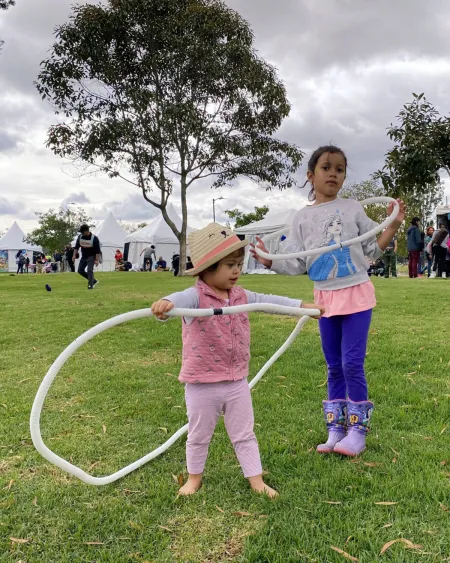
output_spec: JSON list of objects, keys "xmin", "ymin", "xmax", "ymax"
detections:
[
  {"xmin": 249, "ymin": 237, "xmax": 272, "ymax": 269},
  {"xmin": 387, "ymin": 199, "xmax": 406, "ymax": 225},
  {"xmin": 151, "ymin": 299, "xmax": 174, "ymax": 320}
]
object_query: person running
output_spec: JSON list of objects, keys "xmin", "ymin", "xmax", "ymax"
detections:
[{"xmin": 73, "ymin": 224, "xmax": 101, "ymax": 289}]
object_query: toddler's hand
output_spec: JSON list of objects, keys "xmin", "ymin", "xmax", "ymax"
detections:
[
  {"xmin": 302, "ymin": 302, "xmax": 325, "ymax": 319},
  {"xmin": 249, "ymin": 237, "xmax": 272, "ymax": 269},
  {"xmin": 151, "ymin": 299, "xmax": 174, "ymax": 320}
]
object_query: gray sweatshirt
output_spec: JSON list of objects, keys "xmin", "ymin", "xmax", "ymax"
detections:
[{"xmin": 271, "ymin": 198, "xmax": 383, "ymax": 290}]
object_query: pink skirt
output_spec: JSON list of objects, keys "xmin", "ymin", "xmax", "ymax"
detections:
[{"xmin": 314, "ymin": 281, "xmax": 376, "ymax": 318}]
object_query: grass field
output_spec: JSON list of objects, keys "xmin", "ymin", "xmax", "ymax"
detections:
[{"xmin": 1, "ymin": 272, "xmax": 449, "ymax": 562}]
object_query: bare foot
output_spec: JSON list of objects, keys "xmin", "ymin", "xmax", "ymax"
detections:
[
  {"xmin": 178, "ymin": 474, "xmax": 202, "ymax": 496},
  {"xmin": 248, "ymin": 475, "xmax": 279, "ymax": 498}
]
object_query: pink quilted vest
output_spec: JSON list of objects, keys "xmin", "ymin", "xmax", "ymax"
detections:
[{"xmin": 179, "ymin": 280, "xmax": 250, "ymax": 384}]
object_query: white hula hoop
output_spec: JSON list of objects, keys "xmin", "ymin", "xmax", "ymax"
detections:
[
  {"xmin": 30, "ymin": 304, "xmax": 319, "ymax": 486},
  {"xmin": 256, "ymin": 197, "xmax": 399, "ymax": 261}
]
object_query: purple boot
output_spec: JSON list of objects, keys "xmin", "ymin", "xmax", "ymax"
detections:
[
  {"xmin": 333, "ymin": 400, "xmax": 374, "ymax": 457},
  {"xmin": 316, "ymin": 400, "xmax": 347, "ymax": 454}
]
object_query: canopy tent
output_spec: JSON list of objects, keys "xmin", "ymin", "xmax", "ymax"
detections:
[
  {"xmin": 92, "ymin": 212, "xmax": 127, "ymax": 271},
  {"xmin": 234, "ymin": 208, "xmax": 298, "ymax": 273},
  {"xmin": 0, "ymin": 222, "xmax": 42, "ymax": 272},
  {"xmin": 436, "ymin": 205, "xmax": 450, "ymax": 230},
  {"xmin": 124, "ymin": 203, "xmax": 194, "ymax": 268}
]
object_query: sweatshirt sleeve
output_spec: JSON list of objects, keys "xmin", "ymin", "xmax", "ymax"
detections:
[
  {"xmin": 163, "ymin": 286, "xmax": 199, "ymax": 309},
  {"xmin": 355, "ymin": 203, "xmax": 383, "ymax": 259},
  {"xmin": 244, "ymin": 290, "xmax": 302, "ymax": 309},
  {"xmin": 270, "ymin": 211, "xmax": 307, "ymax": 276}
]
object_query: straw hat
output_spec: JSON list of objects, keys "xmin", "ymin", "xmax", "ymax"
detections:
[{"xmin": 185, "ymin": 223, "xmax": 249, "ymax": 276}]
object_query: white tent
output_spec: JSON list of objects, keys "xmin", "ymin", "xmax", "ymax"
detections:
[
  {"xmin": 125, "ymin": 203, "xmax": 193, "ymax": 268},
  {"xmin": 93, "ymin": 212, "xmax": 127, "ymax": 272},
  {"xmin": 0, "ymin": 222, "xmax": 42, "ymax": 273},
  {"xmin": 234, "ymin": 208, "xmax": 299, "ymax": 273}
]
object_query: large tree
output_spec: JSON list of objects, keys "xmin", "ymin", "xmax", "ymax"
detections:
[
  {"xmin": 225, "ymin": 205, "xmax": 269, "ymax": 228},
  {"xmin": 373, "ymin": 93, "xmax": 445, "ymax": 211},
  {"xmin": 36, "ymin": 0, "xmax": 303, "ymax": 274},
  {"xmin": 26, "ymin": 207, "xmax": 92, "ymax": 252}
]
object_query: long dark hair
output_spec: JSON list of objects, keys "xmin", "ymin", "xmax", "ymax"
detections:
[{"xmin": 302, "ymin": 145, "xmax": 348, "ymax": 201}]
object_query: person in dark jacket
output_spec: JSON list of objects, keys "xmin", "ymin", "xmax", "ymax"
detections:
[
  {"xmin": 73, "ymin": 224, "xmax": 101, "ymax": 289},
  {"xmin": 65, "ymin": 244, "xmax": 75, "ymax": 272},
  {"xmin": 172, "ymin": 253, "xmax": 180, "ymax": 276},
  {"xmin": 407, "ymin": 217, "xmax": 422, "ymax": 278},
  {"xmin": 431, "ymin": 223, "xmax": 449, "ymax": 278}
]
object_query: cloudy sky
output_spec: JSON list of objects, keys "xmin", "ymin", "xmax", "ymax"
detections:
[{"xmin": 1, "ymin": 0, "xmax": 450, "ymax": 235}]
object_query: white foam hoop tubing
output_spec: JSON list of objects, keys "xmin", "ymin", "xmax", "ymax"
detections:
[
  {"xmin": 31, "ymin": 197, "xmax": 397, "ymax": 486},
  {"xmin": 30, "ymin": 304, "xmax": 319, "ymax": 486},
  {"xmin": 257, "ymin": 197, "xmax": 399, "ymax": 260}
]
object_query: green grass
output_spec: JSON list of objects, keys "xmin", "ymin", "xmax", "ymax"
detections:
[{"xmin": 1, "ymin": 272, "xmax": 449, "ymax": 562}]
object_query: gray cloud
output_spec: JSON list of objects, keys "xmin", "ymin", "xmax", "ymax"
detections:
[
  {"xmin": 61, "ymin": 191, "xmax": 91, "ymax": 207},
  {"xmin": 94, "ymin": 192, "xmax": 162, "ymax": 222},
  {"xmin": 0, "ymin": 196, "xmax": 19, "ymax": 214},
  {"xmin": 0, "ymin": 131, "xmax": 19, "ymax": 151}
]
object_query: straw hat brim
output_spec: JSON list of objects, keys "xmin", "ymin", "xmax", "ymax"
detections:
[{"xmin": 185, "ymin": 238, "xmax": 249, "ymax": 276}]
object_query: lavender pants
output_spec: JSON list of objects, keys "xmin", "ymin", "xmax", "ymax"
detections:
[
  {"xmin": 184, "ymin": 378, "xmax": 262, "ymax": 478},
  {"xmin": 318, "ymin": 310, "xmax": 372, "ymax": 402}
]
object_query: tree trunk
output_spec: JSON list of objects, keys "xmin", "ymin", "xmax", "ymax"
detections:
[{"xmin": 178, "ymin": 177, "xmax": 188, "ymax": 276}]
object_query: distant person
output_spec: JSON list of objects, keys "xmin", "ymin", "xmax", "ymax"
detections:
[
  {"xmin": 423, "ymin": 226, "xmax": 435, "ymax": 277},
  {"xmin": 383, "ymin": 234, "xmax": 397, "ymax": 278},
  {"xmin": 16, "ymin": 251, "xmax": 26, "ymax": 274},
  {"xmin": 417, "ymin": 229, "xmax": 425, "ymax": 276},
  {"xmin": 53, "ymin": 249, "xmax": 62, "ymax": 272},
  {"xmin": 36, "ymin": 255, "xmax": 44, "ymax": 274},
  {"xmin": 431, "ymin": 223, "xmax": 449, "ymax": 278},
  {"xmin": 155, "ymin": 256, "xmax": 169, "ymax": 271},
  {"xmin": 186, "ymin": 256, "xmax": 193, "ymax": 270},
  {"xmin": 407, "ymin": 217, "xmax": 422, "ymax": 279},
  {"xmin": 74, "ymin": 224, "xmax": 101, "ymax": 289},
  {"xmin": 140, "ymin": 245, "xmax": 156, "ymax": 271},
  {"xmin": 64, "ymin": 244, "xmax": 75, "ymax": 272},
  {"xmin": 172, "ymin": 253, "xmax": 180, "ymax": 276},
  {"xmin": 25, "ymin": 256, "xmax": 30, "ymax": 273},
  {"xmin": 115, "ymin": 249, "xmax": 123, "ymax": 262}
]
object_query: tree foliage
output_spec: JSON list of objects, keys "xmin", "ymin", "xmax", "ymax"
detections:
[
  {"xmin": 340, "ymin": 180, "xmax": 388, "ymax": 225},
  {"xmin": 119, "ymin": 221, "xmax": 147, "ymax": 233},
  {"xmin": 225, "ymin": 205, "xmax": 269, "ymax": 228},
  {"xmin": 36, "ymin": 0, "xmax": 303, "ymax": 273},
  {"xmin": 373, "ymin": 93, "xmax": 446, "ymax": 207},
  {"xmin": 340, "ymin": 179, "xmax": 441, "ymax": 257},
  {"xmin": 26, "ymin": 207, "xmax": 92, "ymax": 252}
]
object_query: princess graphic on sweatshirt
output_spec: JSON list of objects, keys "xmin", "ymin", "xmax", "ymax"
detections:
[{"xmin": 308, "ymin": 214, "xmax": 357, "ymax": 281}]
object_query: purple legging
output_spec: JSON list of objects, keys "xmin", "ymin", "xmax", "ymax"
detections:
[{"xmin": 318, "ymin": 309, "xmax": 372, "ymax": 402}]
